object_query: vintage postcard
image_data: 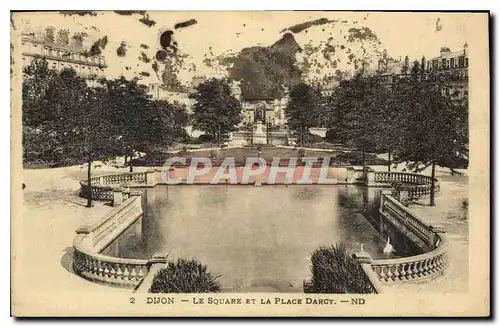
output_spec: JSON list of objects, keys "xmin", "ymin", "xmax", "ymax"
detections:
[{"xmin": 10, "ymin": 11, "xmax": 490, "ymax": 317}]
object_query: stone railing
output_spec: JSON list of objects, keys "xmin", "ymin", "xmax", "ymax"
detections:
[
  {"xmin": 373, "ymin": 171, "xmax": 434, "ymax": 185},
  {"xmin": 80, "ymin": 171, "xmax": 155, "ymax": 202},
  {"xmin": 72, "ymin": 194, "xmax": 168, "ymax": 289},
  {"xmin": 79, "ymin": 181, "xmax": 114, "ymax": 201},
  {"xmin": 73, "ymin": 245, "xmax": 151, "ymax": 289},
  {"xmin": 394, "ymin": 183, "xmax": 441, "ymax": 204},
  {"xmin": 379, "ymin": 192, "xmax": 442, "ymax": 251},
  {"xmin": 366, "ymin": 170, "xmax": 440, "ymax": 203},
  {"xmin": 369, "ymin": 234, "xmax": 447, "ymax": 284},
  {"xmin": 354, "ymin": 190, "xmax": 447, "ymax": 286}
]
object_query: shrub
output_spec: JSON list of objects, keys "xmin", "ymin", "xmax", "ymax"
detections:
[
  {"xmin": 303, "ymin": 132, "xmax": 324, "ymax": 145},
  {"xmin": 333, "ymin": 151, "xmax": 388, "ymax": 166},
  {"xmin": 325, "ymin": 128, "xmax": 347, "ymax": 144},
  {"xmin": 304, "ymin": 241, "xmax": 375, "ymax": 294},
  {"xmin": 198, "ymin": 134, "xmax": 215, "ymax": 143},
  {"xmin": 148, "ymin": 259, "xmax": 221, "ymax": 293}
]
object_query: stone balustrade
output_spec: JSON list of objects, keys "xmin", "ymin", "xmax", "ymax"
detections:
[
  {"xmin": 366, "ymin": 170, "xmax": 440, "ymax": 202},
  {"xmin": 73, "ymin": 244, "xmax": 150, "ymax": 288},
  {"xmin": 369, "ymin": 234, "xmax": 447, "ymax": 283},
  {"xmin": 73, "ymin": 194, "xmax": 168, "ymax": 289},
  {"xmin": 356, "ymin": 188, "xmax": 448, "ymax": 287},
  {"xmin": 351, "ymin": 169, "xmax": 448, "ymax": 289},
  {"xmin": 75, "ymin": 167, "xmax": 447, "ymax": 291},
  {"xmin": 374, "ymin": 171, "xmax": 434, "ymax": 185},
  {"xmin": 380, "ymin": 192, "xmax": 440, "ymax": 251},
  {"xmin": 81, "ymin": 171, "xmax": 155, "ymax": 202}
]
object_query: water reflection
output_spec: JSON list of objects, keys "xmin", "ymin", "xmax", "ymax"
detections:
[{"xmin": 102, "ymin": 185, "xmax": 399, "ymax": 291}]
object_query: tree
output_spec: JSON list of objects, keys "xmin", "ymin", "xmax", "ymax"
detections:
[
  {"xmin": 54, "ymin": 71, "xmax": 119, "ymax": 207},
  {"xmin": 285, "ymin": 82, "xmax": 323, "ymax": 147},
  {"xmin": 330, "ymin": 75, "xmax": 385, "ymax": 166},
  {"xmin": 190, "ymin": 78, "xmax": 242, "ymax": 147},
  {"xmin": 22, "ymin": 60, "xmax": 119, "ymax": 207},
  {"xmin": 22, "ymin": 59, "xmax": 61, "ymax": 164},
  {"xmin": 393, "ymin": 62, "xmax": 467, "ymax": 206},
  {"xmin": 364, "ymin": 77, "xmax": 398, "ymax": 171}
]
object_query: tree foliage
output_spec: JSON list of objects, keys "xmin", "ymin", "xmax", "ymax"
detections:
[
  {"xmin": 285, "ymin": 82, "xmax": 323, "ymax": 146},
  {"xmin": 22, "ymin": 58, "xmax": 188, "ymax": 205},
  {"xmin": 149, "ymin": 259, "xmax": 221, "ymax": 293},
  {"xmin": 321, "ymin": 60, "xmax": 468, "ymax": 204},
  {"xmin": 190, "ymin": 78, "xmax": 242, "ymax": 147},
  {"xmin": 305, "ymin": 241, "xmax": 375, "ymax": 294}
]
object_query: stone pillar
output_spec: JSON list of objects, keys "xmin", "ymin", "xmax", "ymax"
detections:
[
  {"xmin": 135, "ymin": 253, "xmax": 169, "ymax": 293},
  {"xmin": 365, "ymin": 167, "xmax": 376, "ymax": 186},
  {"xmin": 353, "ymin": 251, "xmax": 373, "ymax": 264},
  {"xmin": 397, "ymin": 188, "xmax": 409, "ymax": 206},
  {"xmin": 113, "ymin": 188, "xmax": 124, "ymax": 207},
  {"xmin": 346, "ymin": 167, "xmax": 355, "ymax": 184},
  {"xmin": 379, "ymin": 190, "xmax": 392, "ymax": 213},
  {"xmin": 429, "ymin": 224, "xmax": 446, "ymax": 248},
  {"xmin": 150, "ymin": 253, "xmax": 168, "ymax": 264},
  {"xmin": 146, "ymin": 170, "xmax": 157, "ymax": 186}
]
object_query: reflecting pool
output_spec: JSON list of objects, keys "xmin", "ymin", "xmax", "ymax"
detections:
[{"xmin": 102, "ymin": 185, "xmax": 395, "ymax": 292}]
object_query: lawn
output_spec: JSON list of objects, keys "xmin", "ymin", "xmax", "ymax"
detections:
[{"xmin": 132, "ymin": 146, "xmax": 388, "ymax": 167}]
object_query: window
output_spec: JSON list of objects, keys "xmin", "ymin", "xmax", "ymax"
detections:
[
  {"xmin": 459, "ymin": 56, "xmax": 465, "ymax": 67},
  {"xmin": 465, "ymin": 58, "xmax": 469, "ymax": 67},
  {"xmin": 464, "ymin": 90, "xmax": 469, "ymax": 96}
]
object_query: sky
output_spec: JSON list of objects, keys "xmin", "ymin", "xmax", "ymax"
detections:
[{"xmin": 12, "ymin": 11, "xmax": 477, "ymax": 85}]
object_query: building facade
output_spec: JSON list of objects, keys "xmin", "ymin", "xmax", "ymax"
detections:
[
  {"xmin": 148, "ymin": 83, "xmax": 195, "ymax": 112},
  {"xmin": 426, "ymin": 44, "xmax": 469, "ymax": 103},
  {"xmin": 21, "ymin": 27, "xmax": 107, "ymax": 78},
  {"xmin": 361, "ymin": 44, "xmax": 468, "ymax": 103}
]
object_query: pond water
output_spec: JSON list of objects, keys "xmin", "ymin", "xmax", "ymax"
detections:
[{"xmin": 102, "ymin": 185, "xmax": 398, "ymax": 292}]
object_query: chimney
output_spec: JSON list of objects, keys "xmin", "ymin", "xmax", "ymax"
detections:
[
  {"xmin": 362, "ymin": 61, "xmax": 370, "ymax": 73},
  {"xmin": 45, "ymin": 26, "xmax": 55, "ymax": 42},
  {"xmin": 440, "ymin": 46, "xmax": 451, "ymax": 56},
  {"xmin": 463, "ymin": 42, "xmax": 469, "ymax": 55},
  {"xmin": 72, "ymin": 33, "xmax": 84, "ymax": 47},
  {"xmin": 421, "ymin": 56, "xmax": 426, "ymax": 71},
  {"xmin": 57, "ymin": 29, "xmax": 70, "ymax": 45},
  {"xmin": 378, "ymin": 59, "xmax": 384, "ymax": 72},
  {"xmin": 386, "ymin": 57, "xmax": 394, "ymax": 69},
  {"xmin": 404, "ymin": 55, "xmax": 409, "ymax": 68}
]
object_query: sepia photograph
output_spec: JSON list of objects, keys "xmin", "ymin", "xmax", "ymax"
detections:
[{"xmin": 10, "ymin": 10, "xmax": 490, "ymax": 317}]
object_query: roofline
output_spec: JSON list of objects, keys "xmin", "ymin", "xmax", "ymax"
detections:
[{"xmin": 21, "ymin": 35, "xmax": 104, "ymax": 58}]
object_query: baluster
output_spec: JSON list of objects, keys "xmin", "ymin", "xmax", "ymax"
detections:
[
  {"xmin": 430, "ymin": 257, "xmax": 437, "ymax": 274},
  {"xmin": 417, "ymin": 261, "xmax": 424, "ymax": 278},
  {"xmin": 386, "ymin": 265, "xmax": 393, "ymax": 282},
  {"xmin": 116, "ymin": 265, "xmax": 123, "ymax": 280},
  {"xmin": 411, "ymin": 262, "xmax": 419, "ymax": 279},
  {"xmin": 379, "ymin": 266, "xmax": 387, "ymax": 283},
  {"xmin": 137, "ymin": 266, "xmax": 145, "ymax": 279},
  {"xmin": 422, "ymin": 259, "xmax": 430, "ymax": 276},
  {"xmin": 122, "ymin": 265, "xmax": 130, "ymax": 281},
  {"xmin": 110, "ymin": 265, "xmax": 117, "ymax": 280},
  {"xmin": 97, "ymin": 262, "xmax": 104, "ymax": 278},
  {"xmin": 130, "ymin": 266, "xmax": 138, "ymax": 281},
  {"xmin": 393, "ymin": 264, "xmax": 400, "ymax": 281},
  {"xmin": 400, "ymin": 263, "xmax": 407, "ymax": 280}
]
